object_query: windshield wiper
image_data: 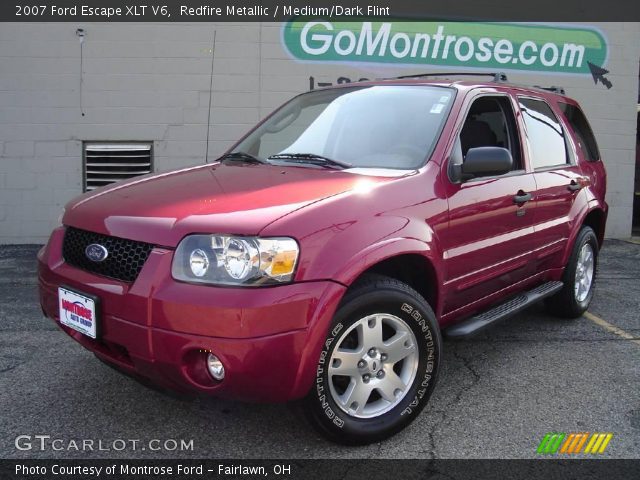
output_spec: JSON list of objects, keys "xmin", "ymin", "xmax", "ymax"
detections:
[
  {"xmin": 221, "ymin": 151, "xmax": 270, "ymax": 164},
  {"xmin": 268, "ymin": 153, "xmax": 352, "ymax": 169}
]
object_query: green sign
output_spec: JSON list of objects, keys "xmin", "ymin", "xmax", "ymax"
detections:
[{"xmin": 282, "ymin": 21, "xmax": 608, "ymax": 75}]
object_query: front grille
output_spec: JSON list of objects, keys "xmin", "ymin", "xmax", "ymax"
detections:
[{"xmin": 62, "ymin": 227, "xmax": 154, "ymax": 283}]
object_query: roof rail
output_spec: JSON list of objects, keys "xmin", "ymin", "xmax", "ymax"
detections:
[
  {"xmin": 533, "ymin": 85, "xmax": 566, "ymax": 95},
  {"xmin": 394, "ymin": 72, "xmax": 509, "ymax": 83}
]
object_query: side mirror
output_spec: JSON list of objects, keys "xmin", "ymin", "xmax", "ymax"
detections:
[{"xmin": 461, "ymin": 147, "xmax": 513, "ymax": 180}]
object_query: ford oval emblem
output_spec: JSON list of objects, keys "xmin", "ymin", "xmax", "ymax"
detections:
[{"xmin": 85, "ymin": 244, "xmax": 109, "ymax": 263}]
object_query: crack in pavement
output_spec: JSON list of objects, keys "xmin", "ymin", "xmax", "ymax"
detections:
[
  {"xmin": 424, "ymin": 410, "xmax": 446, "ymax": 459},
  {"xmin": 421, "ymin": 346, "xmax": 489, "ymax": 459}
]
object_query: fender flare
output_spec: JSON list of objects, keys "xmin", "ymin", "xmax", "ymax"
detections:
[
  {"xmin": 289, "ymin": 236, "xmax": 444, "ymax": 400},
  {"xmin": 561, "ymin": 200, "xmax": 607, "ymax": 266},
  {"xmin": 330, "ymin": 236, "xmax": 444, "ymax": 289}
]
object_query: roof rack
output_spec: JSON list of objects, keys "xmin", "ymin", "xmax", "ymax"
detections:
[
  {"xmin": 533, "ymin": 85, "xmax": 566, "ymax": 95},
  {"xmin": 394, "ymin": 72, "xmax": 509, "ymax": 83}
]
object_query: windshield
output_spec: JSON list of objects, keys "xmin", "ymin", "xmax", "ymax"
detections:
[{"xmin": 231, "ymin": 85, "xmax": 455, "ymax": 170}]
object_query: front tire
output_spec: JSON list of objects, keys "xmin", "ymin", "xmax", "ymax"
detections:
[
  {"xmin": 546, "ymin": 226, "xmax": 599, "ymax": 318},
  {"xmin": 305, "ymin": 274, "xmax": 442, "ymax": 445}
]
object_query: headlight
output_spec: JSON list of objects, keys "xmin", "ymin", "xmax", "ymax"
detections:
[
  {"xmin": 189, "ymin": 248, "xmax": 210, "ymax": 278},
  {"xmin": 172, "ymin": 235, "xmax": 299, "ymax": 286}
]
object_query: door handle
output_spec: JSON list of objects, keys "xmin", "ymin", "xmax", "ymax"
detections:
[
  {"xmin": 513, "ymin": 191, "xmax": 532, "ymax": 204},
  {"xmin": 568, "ymin": 179, "xmax": 583, "ymax": 192}
]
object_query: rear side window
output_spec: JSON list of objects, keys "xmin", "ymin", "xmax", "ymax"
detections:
[
  {"xmin": 559, "ymin": 103, "xmax": 600, "ymax": 161},
  {"xmin": 518, "ymin": 98, "xmax": 568, "ymax": 169}
]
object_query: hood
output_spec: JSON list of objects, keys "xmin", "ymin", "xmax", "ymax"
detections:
[{"xmin": 63, "ymin": 162, "xmax": 397, "ymax": 247}]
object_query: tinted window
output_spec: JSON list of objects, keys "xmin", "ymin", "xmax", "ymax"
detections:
[
  {"xmin": 559, "ymin": 103, "xmax": 600, "ymax": 161},
  {"xmin": 518, "ymin": 98, "xmax": 568, "ymax": 169}
]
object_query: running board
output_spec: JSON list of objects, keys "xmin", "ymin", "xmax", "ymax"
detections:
[{"xmin": 444, "ymin": 281, "xmax": 564, "ymax": 338}]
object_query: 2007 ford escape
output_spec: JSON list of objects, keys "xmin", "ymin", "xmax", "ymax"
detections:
[{"xmin": 38, "ymin": 73, "xmax": 607, "ymax": 444}]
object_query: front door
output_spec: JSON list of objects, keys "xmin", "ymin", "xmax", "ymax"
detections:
[{"xmin": 441, "ymin": 93, "xmax": 538, "ymax": 315}]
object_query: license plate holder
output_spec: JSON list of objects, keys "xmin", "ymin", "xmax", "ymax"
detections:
[{"xmin": 58, "ymin": 286, "xmax": 100, "ymax": 339}]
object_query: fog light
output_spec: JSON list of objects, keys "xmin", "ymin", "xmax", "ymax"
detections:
[{"xmin": 206, "ymin": 353, "xmax": 225, "ymax": 381}]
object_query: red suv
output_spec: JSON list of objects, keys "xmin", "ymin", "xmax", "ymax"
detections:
[{"xmin": 38, "ymin": 73, "xmax": 607, "ymax": 444}]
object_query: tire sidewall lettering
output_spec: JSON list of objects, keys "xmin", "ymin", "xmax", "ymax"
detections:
[
  {"xmin": 316, "ymin": 322, "xmax": 345, "ymax": 428},
  {"xmin": 398, "ymin": 302, "xmax": 436, "ymax": 417}
]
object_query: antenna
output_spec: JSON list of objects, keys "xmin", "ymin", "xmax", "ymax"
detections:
[
  {"xmin": 204, "ymin": 29, "xmax": 217, "ymax": 164},
  {"xmin": 76, "ymin": 28, "xmax": 86, "ymax": 117}
]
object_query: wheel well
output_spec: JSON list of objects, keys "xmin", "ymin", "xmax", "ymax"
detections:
[
  {"xmin": 583, "ymin": 209, "xmax": 606, "ymax": 247},
  {"xmin": 354, "ymin": 254, "xmax": 438, "ymax": 312}
]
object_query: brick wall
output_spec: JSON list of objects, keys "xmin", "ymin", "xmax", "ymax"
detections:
[{"xmin": 0, "ymin": 22, "xmax": 638, "ymax": 242}]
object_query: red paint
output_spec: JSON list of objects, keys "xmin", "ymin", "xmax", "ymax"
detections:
[{"xmin": 38, "ymin": 79, "xmax": 607, "ymax": 401}]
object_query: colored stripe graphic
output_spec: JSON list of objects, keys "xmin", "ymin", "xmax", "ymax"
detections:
[
  {"xmin": 572, "ymin": 433, "xmax": 589, "ymax": 453},
  {"xmin": 537, "ymin": 433, "xmax": 553, "ymax": 454},
  {"xmin": 584, "ymin": 433, "xmax": 599, "ymax": 453},
  {"xmin": 538, "ymin": 433, "xmax": 613, "ymax": 454},
  {"xmin": 549, "ymin": 433, "xmax": 565, "ymax": 453},
  {"xmin": 584, "ymin": 433, "xmax": 614, "ymax": 454},
  {"xmin": 597, "ymin": 433, "xmax": 614, "ymax": 454},
  {"xmin": 560, "ymin": 433, "xmax": 578, "ymax": 453},
  {"xmin": 537, "ymin": 433, "xmax": 565, "ymax": 454},
  {"xmin": 564, "ymin": 433, "xmax": 587, "ymax": 453}
]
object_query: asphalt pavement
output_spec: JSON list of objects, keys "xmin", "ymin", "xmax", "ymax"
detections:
[{"xmin": 1, "ymin": 241, "xmax": 638, "ymax": 459}]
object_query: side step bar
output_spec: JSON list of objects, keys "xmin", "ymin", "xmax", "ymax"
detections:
[{"xmin": 444, "ymin": 281, "xmax": 564, "ymax": 338}]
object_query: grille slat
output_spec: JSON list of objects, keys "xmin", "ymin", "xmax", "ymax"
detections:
[
  {"xmin": 87, "ymin": 154, "xmax": 149, "ymax": 158},
  {"xmin": 86, "ymin": 170, "xmax": 152, "ymax": 175},
  {"xmin": 62, "ymin": 227, "xmax": 154, "ymax": 283},
  {"xmin": 86, "ymin": 177, "xmax": 138, "ymax": 183},
  {"xmin": 85, "ymin": 162, "xmax": 152, "ymax": 166},
  {"xmin": 86, "ymin": 144, "xmax": 151, "ymax": 151},
  {"xmin": 84, "ymin": 143, "xmax": 152, "ymax": 192}
]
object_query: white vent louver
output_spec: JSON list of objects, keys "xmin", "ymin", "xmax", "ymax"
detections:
[{"xmin": 84, "ymin": 143, "xmax": 153, "ymax": 191}]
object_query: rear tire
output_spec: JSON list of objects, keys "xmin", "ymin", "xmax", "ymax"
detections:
[
  {"xmin": 305, "ymin": 274, "xmax": 442, "ymax": 445},
  {"xmin": 546, "ymin": 226, "xmax": 599, "ymax": 318}
]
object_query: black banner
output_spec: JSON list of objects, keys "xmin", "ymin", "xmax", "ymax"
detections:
[
  {"xmin": 1, "ymin": 0, "xmax": 639, "ymax": 22},
  {"xmin": 2, "ymin": 459, "xmax": 640, "ymax": 480}
]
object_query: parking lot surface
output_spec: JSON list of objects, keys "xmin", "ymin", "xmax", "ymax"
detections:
[{"xmin": 1, "ymin": 241, "xmax": 638, "ymax": 459}]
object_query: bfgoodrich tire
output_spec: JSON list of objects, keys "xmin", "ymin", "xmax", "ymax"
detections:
[
  {"xmin": 546, "ymin": 226, "xmax": 599, "ymax": 319},
  {"xmin": 305, "ymin": 274, "xmax": 442, "ymax": 445}
]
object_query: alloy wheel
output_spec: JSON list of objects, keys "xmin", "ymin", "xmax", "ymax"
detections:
[
  {"xmin": 328, "ymin": 313, "xmax": 419, "ymax": 419},
  {"xmin": 574, "ymin": 243, "xmax": 595, "ymax": 302}
]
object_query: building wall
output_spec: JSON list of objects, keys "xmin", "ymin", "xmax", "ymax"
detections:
[{"xmin": 0, "ymin": 22, "xmax": 638, "ymax": 243}]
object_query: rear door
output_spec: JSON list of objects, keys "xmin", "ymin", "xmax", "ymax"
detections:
[
  {"xmin": 516, "ymin": 96, "xmax": 585, "ymax": 271},
  {"xmin": 441, "ymin": 92, "xmax": 538, "ymax": 314}
]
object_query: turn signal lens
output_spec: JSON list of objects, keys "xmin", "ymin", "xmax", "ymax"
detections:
[{"xmin": 270, "ymin": 250, "xmax": 298, "ymax": 276}]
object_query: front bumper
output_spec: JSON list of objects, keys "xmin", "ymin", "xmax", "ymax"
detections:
[{"xmin": 38, "ymin": 227, "xmax": 346, "ymax": 402}]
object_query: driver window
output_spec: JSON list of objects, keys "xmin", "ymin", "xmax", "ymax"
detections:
[{"xmin": 459, "ymin": 96, "xmax": 522, "ymax": 171}]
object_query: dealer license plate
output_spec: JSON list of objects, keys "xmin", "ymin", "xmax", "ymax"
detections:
[{"xmin": 58, "ymin": 287, "xmax": 98, "ymax": 339}]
